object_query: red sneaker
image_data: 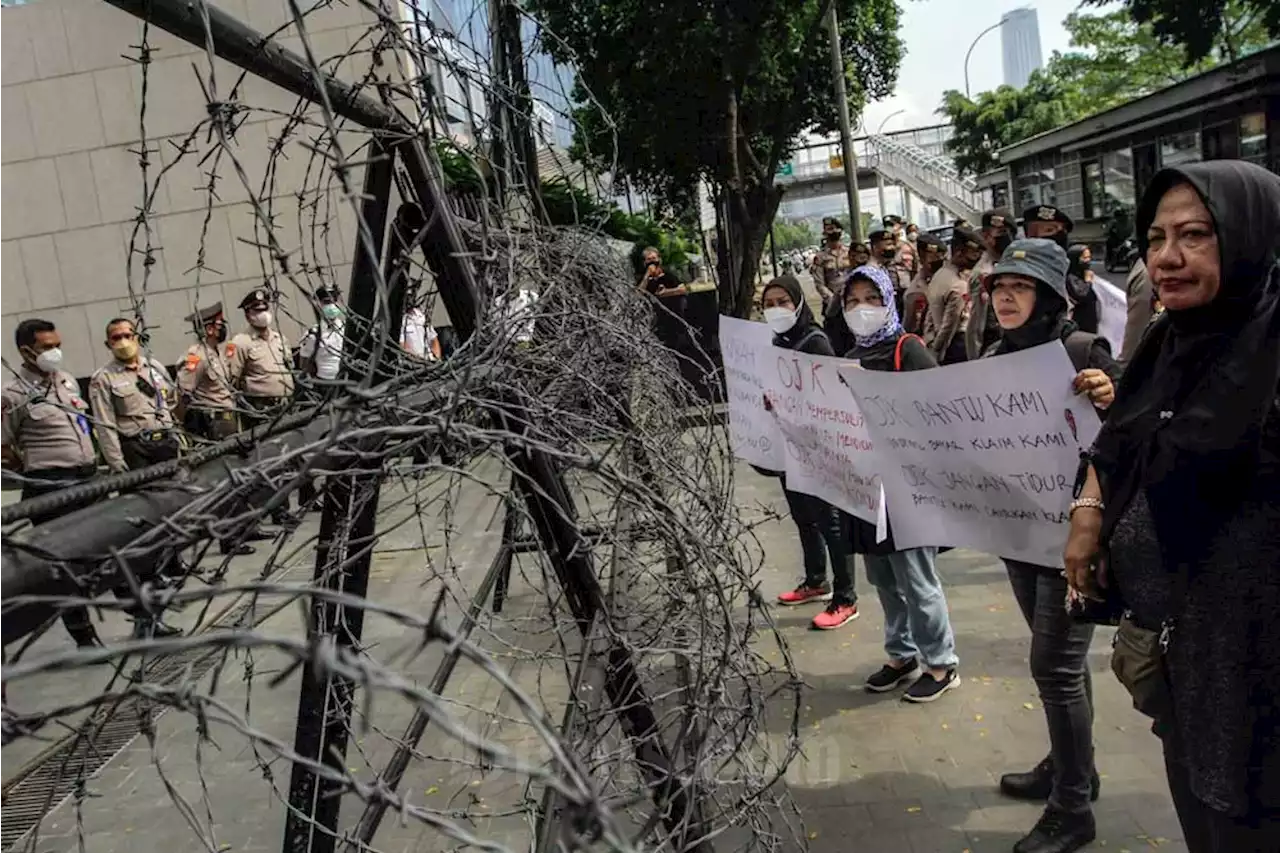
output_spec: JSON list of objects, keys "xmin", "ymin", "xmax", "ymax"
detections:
[
  {"xmin": 812, "ymin": 602, "xmax": 859, "ymax": 630},
  {"xmin": 777, "ymin": 584, "xmax": 833, "ymax": 606}
]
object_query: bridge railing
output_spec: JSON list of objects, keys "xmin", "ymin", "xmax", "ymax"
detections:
[{"xmin": 866, "ymin": 132, "xmax": 985, "ymax": 217}]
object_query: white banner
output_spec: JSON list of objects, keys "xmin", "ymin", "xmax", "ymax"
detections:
[
  {"xmin": 837, "ymin": 343, "xmax": 1101, "ymax": 566},
  {"xmin": 1094, "ymin": 276, "xmax": 1127, "ymax": 357},
  {"xmin": 770, "ymin": 352, "xmax": 882, "ymax": 523},
  {"xmin": 720, "ymin": 316, "xmax": 785, "ymax": 471}
]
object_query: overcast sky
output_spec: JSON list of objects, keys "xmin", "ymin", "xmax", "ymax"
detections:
[{"xmin": 858, "ymin": 0, "xmax": 1100, "ymax": 133}]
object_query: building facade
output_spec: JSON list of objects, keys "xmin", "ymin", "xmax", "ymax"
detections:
[
  {"xmin": 1001, "ymin": 8, "xmax": 1042, "ymax": 90},
  {"xmin": 2, "ymin": 0, "xmax": 575, "ymax": 380},
  {"xmin": 995, "ymin": 45, "xmax": 1279, "ymax": 243}
]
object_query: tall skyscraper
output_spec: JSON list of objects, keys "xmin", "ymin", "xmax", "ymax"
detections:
[{"xmin": 1001, "ymin": 7, "xmax": 1043, "ymax": 89}]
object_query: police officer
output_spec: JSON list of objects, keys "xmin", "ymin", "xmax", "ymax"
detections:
[
  {"xmin": 1021, "ymin": 204, "xmax": 1099, "ymax": 333},
  {"xmin": 179, "ymin": 303, "xmax": 239, "ymax": 442},
  {"xmin": 3, "ymin": 318, "xmax": 103, "ymax": 648},
  {"xmin": 808, "ymin": 217, "xmax": 849, "ymax": 312},
  {"xmin": 965, "ymin": 208, "xmax": 1015, "ymax": 360},
  {"xmin": 87, "ymin": 317, "xmax": 182, "ymax": 639},
  {"xmin": 178, "ymin": 303, "xmax": 258, "ymax": 556},
  {"xmin": 230, "ymin": 289, "xmax": 297, "ymax": 522},
  {"xmin": 229, "ymin": 288, "xmax": 295, "ymax": 419},
  {"xmin": 883, "ymin": 214, "xmax": 905, "ymax": 244},
  {"xmin": 868, "ymin": 228, "xmax": 912, "ymax": 313},
  {"xmin": 89, "ymin": 318, "xmax": 180, "ymax": 473},
  {"xmin": 902, "ymin": 233, "xmax": 945, "ymax": 336}
]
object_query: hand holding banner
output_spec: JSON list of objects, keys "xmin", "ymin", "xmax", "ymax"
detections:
[
  {"xmin": 720, "ymin": 316, "xmax": 785, "ymax": 471},
  {"xmin": 837, "ymin": 342, "xmax": 1101, "ymax": 566}
]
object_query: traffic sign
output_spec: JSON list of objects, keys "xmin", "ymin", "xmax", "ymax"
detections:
[
  {"xmin": 829, "ymin": 155, "xmax": 844, "ymax": 170},
  {"xmin": 777, "ymin": 162, "xmax": 794, "ymax": 177}
]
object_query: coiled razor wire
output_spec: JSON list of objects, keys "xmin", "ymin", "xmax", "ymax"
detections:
[{"xmin": 0, "ymin": 2, "xmax": 805, "ymax": 852}]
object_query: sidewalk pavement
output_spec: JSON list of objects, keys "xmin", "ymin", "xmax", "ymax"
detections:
[{"xmin": 2, "ymin": 459, "xmax": 1184, "ymax": 852}]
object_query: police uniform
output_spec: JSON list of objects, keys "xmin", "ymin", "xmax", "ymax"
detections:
[
  {"xmin": 925, "ymin": 227, "xmax": 982, "ymax": 365},
  {"xmin": 3, "ymin": 363, "xmax": 104, "ymax": 646},
  {"xmin": 868, "ymin": 228, "xmax": 912, "ymax": 313},
  {"xmin": 229, "ymin": 288, "xmax": 295, "ymax": 421},
  {"xmin": 808, "ymin": 242, "xmax": 849, "ymax": 308},
  {"xmin": 3, "ymin": 364, "xmax": 96, "ymax": 506},
  {"xmin": 179, "ymin": 302, "xmax": 240, "ymax": 442},
  {"xmin": 88, "ymin": 355, "xmax": 179, "ymax": 472},
  {"xmin": 965, "ymin": 208, "xmax": 1014, "ymax": 360}
]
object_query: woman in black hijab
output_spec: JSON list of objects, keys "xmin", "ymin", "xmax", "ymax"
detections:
[
  {"xmin": 1064, "ymin": 161, "xmax": 1280, "ymax": 852},
  {"xmin": 1065, "ymin": 244, "xmax": 1100, "ymax": 334},
  {"xmin": 980, "ymin": 238, "xmax": 1119, "ymax": 853},
  {"xmin": 758, "ymin": 276, "xmax": 857, "ymax": 627}
]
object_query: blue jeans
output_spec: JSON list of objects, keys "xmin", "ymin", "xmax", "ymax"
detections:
[{"xmin": 864, "ymin": 547, "xmax": 958, "ymax": 669}]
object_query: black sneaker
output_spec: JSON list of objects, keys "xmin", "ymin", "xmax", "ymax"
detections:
[
  {"xmin": 1001, "ymin": 755, "xmax": 1102, "ymax": 802},
  {"xmin": 901, "ymin": 668, "xmax": 960, "ymax": 703},
  {"xmin": 864, "ymin": 658, "xmax": 920, "ymax": 693},
  {"xmin": 1013, "ymin": 807, "xmax": 1096, "ymax": 853}
]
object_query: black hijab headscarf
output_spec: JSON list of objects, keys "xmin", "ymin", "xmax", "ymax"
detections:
[
  {"xmin": 763, "ymin": 274, "xmax": 819, "ymax": 349},
  {"xmin": 1092, "ymin": 161, "xmax": 1280, "ymax": 561},
  {"xmin": 1065, "ymin": 245, "xmax": 1093, "ymax": 300}
]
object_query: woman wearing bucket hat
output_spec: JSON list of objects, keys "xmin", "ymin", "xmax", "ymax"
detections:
[{"xmin": 981, "ymin": 238, "xmax": 1121, "ymax": 853}]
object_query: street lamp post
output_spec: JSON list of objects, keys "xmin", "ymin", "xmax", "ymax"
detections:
[
  {"xmin": 964, "ymin": 19, "xmax": 1007, "ymax": 98},
  {"xmin": 826, "ymin": 3, "xmax": 863, "ymax": 243}
]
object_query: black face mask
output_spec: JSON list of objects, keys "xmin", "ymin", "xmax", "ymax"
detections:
[
  {"xmin": 879, "ymin": 247, "xmax": 897, "ymax": 260},
  {"xmin": 207, "ymin": 325, "xmax": 227, "ymax": 343},
  {"xmin": 1047, "ymin": 231, "xmax": 1070, "ymax": 250},
  {"xmin": 994, "ymin": 232, "xmax": 1014, "ymax": 254},
  {"xmin": 927, "ymin": 258, "xmax": 945, "ymax": 274}
]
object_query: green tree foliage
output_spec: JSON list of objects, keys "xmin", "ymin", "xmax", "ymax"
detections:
[
  {"xmin": 1086, "ymin": 0, "xmax": 1279, "ymax": 63},
  {"xmin": 524, "ymin": 0, "xmax": 904, "ymax": 317},
  {"xmin": 771, "ymin": 218, "xmax": 820, "ymax": 252},
  {"xmin": 939, "ymin": 4, "xmax": 1274, "ymax": 176}
]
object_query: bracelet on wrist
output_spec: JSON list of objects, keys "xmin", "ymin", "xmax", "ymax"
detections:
[{"xmin": 1069, "ymin": 497, "xmax": 1104, "ymax": 517}]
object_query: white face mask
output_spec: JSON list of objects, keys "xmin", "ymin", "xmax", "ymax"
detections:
[
  {"xmin": 763, "ymin": 306, "xmax": 799, "ymax": 334},
  {"xmin": 34, "ymin": 347, "xmax": 63, "ymax": 373},
  {"xmin": 845, "ymin": 305, "xmax": 890, "ymax": 338},
  {"xmin": 248, "ymin": 310, "xmax": 272, "ymax": 329}
]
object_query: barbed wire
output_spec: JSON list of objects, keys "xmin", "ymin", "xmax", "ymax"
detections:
[{"xmin": 0, "ymin": 2, "xmax": 802, "ymax": 852}]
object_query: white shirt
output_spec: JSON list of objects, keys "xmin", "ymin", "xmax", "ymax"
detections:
[
  {"xmin": 497, "ymin": 289, "xmax": 537, "ymax": 344},
  {"xmin": 299, "ymin": 319, "xmax": 344, "ymax": 380},
  {"xmin": 400, "ymin": 308, "xmax": 439, "ymax": 360}
]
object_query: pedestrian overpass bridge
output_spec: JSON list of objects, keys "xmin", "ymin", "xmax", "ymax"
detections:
[{"xmin": 777, "ymin": 123, "xmax": 987, "ymax": 225}]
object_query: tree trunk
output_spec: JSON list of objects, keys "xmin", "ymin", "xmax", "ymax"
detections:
[{"xmin": 716, "ymin": 181, "xmax": 783, "ymax": 318}]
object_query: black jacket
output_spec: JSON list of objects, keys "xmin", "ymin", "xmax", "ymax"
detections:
[{"xmin": 843, "ymin": 333, "xmax": 936, "ymax": 554}]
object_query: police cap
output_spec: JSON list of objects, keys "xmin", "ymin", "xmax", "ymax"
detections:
[
  {"xmin": 981, "ymin": 208, "xmax": 1014, "ymax": 230},
  {"xmin": 915, "ymin": 232, "xmax": 944, "ymax": 250},
  {"xmin": 239, "ymin": 288, "xmax": 271, "ymax": 310},
  {"xmin": 867, "ymin": 229, "xmax": 892, "ymax": 243},
  {"xmin": 184, "ymin": 301, "xmax": 225, "ymax": 325},
  {"xmin": 951, "ymin": 226, "xmax": 983, "ymax": 250},
  {"xmin": 1020, "ymin": 203, "xmax": 1074, "ymax": 231}
]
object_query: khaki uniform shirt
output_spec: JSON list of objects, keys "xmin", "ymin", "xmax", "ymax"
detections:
[
  {"xmin": 873, "ymin": 258, "xmax": 913, "ymax": 296},
  {"xmin": 901, "ymin": 268, "xmax": 933, "ymax": 336},
  {"xmin": 228, "ymin": 328, "xmax": 294, "ymax": 398},
  {"xmin": 808, "ymin": 244, "xmax": 849, "ymax": 305},
  {"xmin": 2, "ymin": 364, "xmax": 96, "ymax": 471},
  {"xmin": 178, "ymin": 340, "xmax": 236, "ymax": 410},
  {"xmin": 964, "ymin": 253, "xmax": 999, "ymax": 361},
  {"xmin": 924, "ymin": 260, "xmax": 970, "ymax": 360},
  {"xmin": 88, "ymin": 357, "xmax": 177, "ymax": 472},
  {"xmin": 1121, "ymin": 259, "xmax": 1153, "ymax": 364}
]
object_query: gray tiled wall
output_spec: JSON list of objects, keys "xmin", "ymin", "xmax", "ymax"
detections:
[{"xmin": 1, "ymin": 0, "xmax": 422, "ymax": 378}]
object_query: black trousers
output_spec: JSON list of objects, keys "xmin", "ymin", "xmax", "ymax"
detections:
[
  {"xmin": 22, "ymin": 466, "xmax": 106, "ymax": 647},
  {"xmin": 1005, "ymin": 560, "xmax": 1097, "ymax": 814},
  {"xmin": 1164, "ymin": 743, "xmax": 1280, "ymax": 852}
]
